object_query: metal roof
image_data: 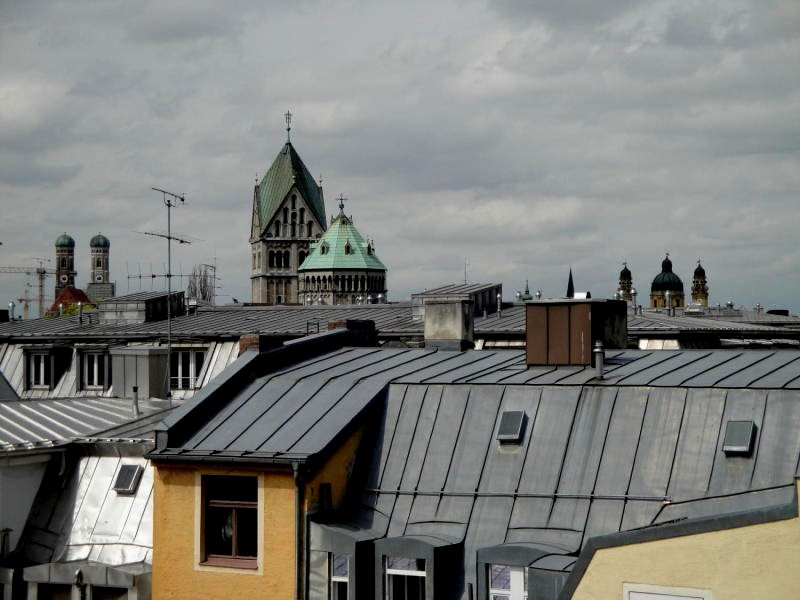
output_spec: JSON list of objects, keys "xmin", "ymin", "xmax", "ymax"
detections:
[
  {"xmin": 153, "ymin": 347, "xmax": 800, "ymax": 466},
  {"xmin": 151, "ymin": 337, "xmax": 800, "ymax": 597},
  {"xmin": 299, "ymin": 209, "xmax": 386, "ymax": 271},
  {"xmin": 257, "ymin": 142, "xmax": 326, "ymax": 232},
  {"xmin": 0, "ymin": 369, "xmax": 18, "ymax": 401},
  {"xmin": 19, "ymin": 453, "xmax": 153, "ymax": 568},
  {"xmin": 0, "ymin": 397, "xmax": 170, "ymax": 452},
  {"xmin": 0, "ymin": 303, "xmax": 794, "ymax": 343},
  {"xmin": 416, "ymin": 283, "xmax": 499, "ymax": 296}
]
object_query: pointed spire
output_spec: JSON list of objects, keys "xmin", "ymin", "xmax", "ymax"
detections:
[{"xmin": 566, "ymin": 268, "xmax": 575, "ymax": 298}]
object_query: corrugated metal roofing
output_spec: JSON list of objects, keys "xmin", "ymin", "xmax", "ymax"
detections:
[{"xmin": 0, "ymin": 397, "xmax": 170, "ymax": 451}]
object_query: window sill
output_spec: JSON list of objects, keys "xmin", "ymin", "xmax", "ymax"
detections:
[{"xmin": 201, "ymin": 557, "xmax": 258, "ymax": 570}]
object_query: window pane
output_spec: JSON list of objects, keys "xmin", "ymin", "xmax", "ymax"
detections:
[
  {"xmin": 97, "ymin": 355, "xmax": 105, "ymax": 386},
  {"xmin": 87, "ymin": 354, "xmax": 96, "ymax": 385},
  {"xmin": 236, "ymin": 507, "xmax": 257, "ymax": 557},
  {"xmin": 195, "ymin": 351, "xmax": 205, "ymax": 379},
  {"xmin": 181, "ymin": 351, "xmax": 190, "ymax": 388},
  {"xmin": 389, "ymin": 574, "xmax": 425, "ymax": 600},
  {"xmin": 170, "ymin": 352, "xmax": 178, "ymax": 387},
  {"xmin": 205, "ymin": 475, "xmax": 257, "ymax": 502},
  {"xmin": 33, "ymin": 354, "xmax": 42, "ymax": 385},
  {"xmin": 332, "ymin": 554, "xmax": 349, "ymax": 578},
  {"xmin": 387, "ymin": 557, "xmax": 425, "ymax": 572},
  {"xmin": 206, "ymin": 506, "xmax": 234, "ymax": 556},
  {"xmin": 332, "ymin": 580, "xmax": 348, "ymax": 600},
  {"xmin": 43, "ymin": 354, "xmax": 51, "ymax": 385},
  {"xmin": 490, "ymin": 565, "xmax": 511, "ymax": 590}
]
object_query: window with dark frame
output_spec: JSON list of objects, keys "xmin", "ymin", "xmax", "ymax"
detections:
[
  {"xmin": 488, "ymin": 564, "xmax": 528, "ymax": 600},
  {"xmin": 202, "ymin": 475, "xmax": 258, "ymax": 569}
]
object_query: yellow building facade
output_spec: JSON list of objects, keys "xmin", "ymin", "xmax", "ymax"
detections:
[
  {"xmin": 571, "ymin": 480, "xmax": 800, "ymax": 600},
  {"xmin": 151, "ymin": 429, "xmax": 362, "ymax": 600}
]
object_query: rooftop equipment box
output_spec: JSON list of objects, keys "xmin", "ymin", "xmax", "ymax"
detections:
[{"xmin": 525, "ymin": 299, "xmax": 626, "ymax": 366}]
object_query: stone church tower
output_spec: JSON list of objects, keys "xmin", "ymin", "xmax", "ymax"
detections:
[
  {"xmin": 691, "ymin": 260, "xmax": 709, "ymax": 306},
  {"xmin": 618, "ymin": 262, "xmax": 633, "ymax": 301},
  {"xmin": 86, "ymin": 233, "xmax": 115, "ymax": 303},
  {"xmin": 250, "ymin": 115, "xmax": 327, "ymax": 304},
  {"xmin": 54, "ymin": 233, "xmax": 76, "ymax": 299}
]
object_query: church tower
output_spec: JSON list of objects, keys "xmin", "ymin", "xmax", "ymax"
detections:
[
  {"xmin": 650, "ymin": 253, "xmax": 685, "ymax": 309},
  {"xmin": 54, "ymin": 233, "xmax": 76, "ymax": 299},
  {"xmin": 86, "ymin": 233, "xmax": 115, "ymax": 302},
  {"xmin": 691, "ymin": 260, "xmax": 709, "ymax": 306},
  {"xmin": 298, "ymin": 196, "xmax": 387, "ymax": 305},
  {"xmin": 250, "ymin": 113, "xmax": 327, "ymax": 304},
  {"xmin": 618, "ymin": 262, "xmax": 633, "ymax": 301}
]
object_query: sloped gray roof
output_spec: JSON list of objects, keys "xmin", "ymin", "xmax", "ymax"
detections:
[{"xmin": 0, "ymin": 397, "xmax": 170, "ymax": 452}]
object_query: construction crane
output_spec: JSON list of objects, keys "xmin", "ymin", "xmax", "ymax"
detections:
[{"xmin": 0, "ymin": 263, "xmax": 57, "ymax": 318}]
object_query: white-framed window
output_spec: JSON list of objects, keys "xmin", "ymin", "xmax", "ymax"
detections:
[
  {"xmin": 386, "ymin": 557, "xmax": 425, "ymax": 600},
  {"xmin": 623, "ymin": 583, "xmax": 713, "ymax": 600},
  {"xmin": 81, "ymin": 351, "xmax": 107, "ymax": 389},
  {"xmin": 489, "ymin": 565, "xmax": 527, "ymax": 600},
  {"xmin": 330, "ymin": 553, "xmax": 349, "ymax": 600},
  {"xmin": 27, "ymin": 351, "xmax": 51, "ymax": 389},
  {"xmin": 170, "ymin": 349, "xmax": 205, "ymax": 389}
]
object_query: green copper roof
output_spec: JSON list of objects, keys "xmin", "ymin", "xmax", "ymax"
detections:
[
  {"xmin": 257, "ymin": 142, "xmax": 325, "ymax": 233},
  {"xmin": 55, "ymin": 233, "xmax": 75, "ymax": 248},
  {"xmin": 299, "ymin": 209, "xmax": 386, "ymax": 272},
  {"xmin": 90, "ymin": 233, "xmax": 110, "ymax": 248}
]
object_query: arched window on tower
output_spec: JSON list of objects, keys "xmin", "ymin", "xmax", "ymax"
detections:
[
  {"xmin": 307, "ymin": 222, "xmax": 313, "ymax": 237},
  {"xmin": 268, "ymin": 251, "xmax": 275, "ymax": 268},
  {"xmin": 291, "ymin": 194, "xmax": 297, "ymax": 209},
  {"xmin": 299, "ymin": 208, "xmax": 305, "ymax": 223},
  {"xmin": 298, "ymin": 250, "xmax": 306, "ymax": 266},
  {"xmin": 283, "ymin": 251, "xmax": 290, "ymax": 268},
  {"xmin": 274, "ymin": 221, "xmax": 281, "ymax": 237},
  {"xmin": 283, "ymin": 207, "xmax": 288, "ymax": 222}
]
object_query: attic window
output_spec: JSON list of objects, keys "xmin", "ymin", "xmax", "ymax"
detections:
[
  {"xmin": 722, "ymin": 420, "xmax": 757, "ymax": 456},
  {"xmin": 320, "ymin": 243, "xmax": 329, "ymax": 255},
  {"xmin": 367, "ymin": 243, "xmax": 373, "ymax": 255},
  {"xmin": 344, "ymin": 242, "xmax": 352, "ymax": 255},
  {"xmin": 497, "ymin": 411, "xmax": 526, "ymax": 444},
  {"xmin": 113, "ymin": 464, "xmax": 144, "ymax": 495}
]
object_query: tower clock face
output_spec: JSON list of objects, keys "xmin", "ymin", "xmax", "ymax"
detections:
[
  {"xmin": 60, "ymin": 275, "xmax": 68, "ymax": 283},
  {"xmin": 95, "ymin": 275, "xmax": 103, "ymax": 282}
]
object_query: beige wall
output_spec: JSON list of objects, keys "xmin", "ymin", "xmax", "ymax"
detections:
[{"xmin": 572, "ymin": 481, "xmax": 800, "ymax": 600}]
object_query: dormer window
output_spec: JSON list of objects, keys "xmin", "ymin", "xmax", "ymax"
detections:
[
  {"xmin": 344, "ymin": 242, "xmax": 352, "ymax": 255},
  {"xmin": 320, "ymin": 243, "xmax": 329, "ymax": 255}
]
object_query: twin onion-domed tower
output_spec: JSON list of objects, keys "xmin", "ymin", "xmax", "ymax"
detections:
[
  {"xmin": 249, "ymin": 113, "xmax": 387, "ymax": 304},
  {"xmin": 54, "ymin": 232, "xmax": 114, "ymax": 304}
]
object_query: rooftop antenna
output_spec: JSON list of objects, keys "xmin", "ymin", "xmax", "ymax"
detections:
[
  {"xmin": 285, "ymin": 110, "xmax": 292, "ymax": 143},
  {"xmin": 150, "ymin": 187, "xmax": 188, "ymax": 401},
  {"xmin": 464, "ymin": 258, "xmax": 469, "ymax": 285}
]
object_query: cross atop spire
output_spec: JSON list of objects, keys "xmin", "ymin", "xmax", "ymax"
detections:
[
  {"xmin": 337, "ymin": 193, "xmax": 347, "ymax": 213},
  {"xmin": 285, "ymin": 110, "xmax": 292, "ymax": 143}
]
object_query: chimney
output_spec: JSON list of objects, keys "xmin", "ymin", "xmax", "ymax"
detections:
[
  {"xmin": 424, "ymin": 298, "xmax": 474, "ymax": 351},
  {"xmin": 327, "ymin": 319, "xmax": 377, "ymax": 346},
  {"xmin": 525, "ymin": 299, "xmax": 626, "ymax": 366}
]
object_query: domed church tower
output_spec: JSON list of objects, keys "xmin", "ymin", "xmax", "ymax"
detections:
[
  {"xmin": 618, "ymin": 262, "xmax": 633, "ymax": 302},
  {"xmin": 650, "ymin": 253, "xmax": 685, "ymax": 309},
  {"xmin": 298, "ymin": 196, "xmax": 387, "ymax": 305},
  {"xmin": 86, "ymin": 233, "xmax": 115, "ymax": 303},
  {"xmin": 54, "ymin": 233, "xmax": 76, "ymax": 299},
  {"xmin": 691, "ymin": 260, "xmax": 709, "ymax": 306},
  {"xmin": 250, "ymin": 113, "xmax": 327, "ymax": 304}
]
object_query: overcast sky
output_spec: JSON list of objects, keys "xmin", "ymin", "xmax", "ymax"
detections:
[{"xmin": 1, "ymin": 0, "xmax": 798, "ymax": 315}]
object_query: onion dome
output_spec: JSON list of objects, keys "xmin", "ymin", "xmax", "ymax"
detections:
[
  {"xmin": 694, "ymin": 261, "xmax": 706, "ymax": 278},
  {"xmin": 90, "ymin": 233, "xmax": 111, "ymax": 248},
  {"xmin": 651, "ymin": 254, "xmax": 684, "ymax": 293},
  {"xmin": 619, "ymin": 262, "xmax": 632, "ymax": 281},
  {"xmin": 55, "ymin": 233, "xmax": 75, "ymax": 248}
]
